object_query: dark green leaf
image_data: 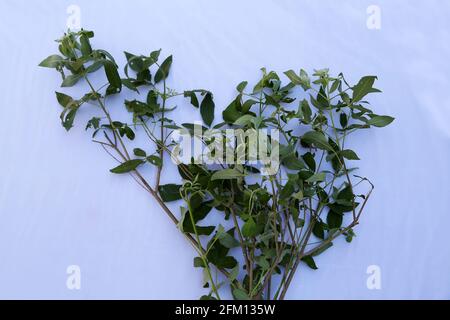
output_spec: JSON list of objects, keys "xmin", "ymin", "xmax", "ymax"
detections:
[
  {"xmin": 85, "ymin": 117, "xmax": 100, "ymax": 130},
  {"xmin": 124, "ymin": 51, "xmax": 144, "ymax": 72},
  {"xmin": 200, "ymin": 92, "xmax": 215, "ymax": 127},
  {"xmin": 80, "ymin": 35, "xmax": 92, "ymax": 56},
  {"xmin": 147, "ymin": 155, "xmax": 162, "ymax": 167},
  {"xmin": 327, "ymin": 210, "xmax": 343, "ymax": 229},
  {"xmin": 184, "ymin": 91, "xmax": 199, "ymax": 108},
  {"xmin": 352, "ymin": 76, "xmax": 380, "ymax": 102},
  {"xmin": 39, "ymin": 55, "xmax": 64, "ymax": 68},
  {"xmin": 55, "ymin": 92, "xmax": 75, "ymax": 108},
  {"xmin": 86, "ymin": 61, "xmax": 103, "ymax": 73},
  {"xmin": 340, "ymin": 113, "xmax": 348, "ymax": 128},
  {"xmin": 242, "ymin": 217, "xmax": 262, "ymax": 238},
  {"xmin": 301, "ymin": 255, "xmax": 318, "ymax": 270},
  {"xmin": 154, "ymin": 55, "xmax": 172, "ymax": 83},
  {"xmin": 284, "ymin": 70, "xmax": 302, "ymax": 84},
  {"xmin": 236, "ymin": 81, "xmax": 248, "ymax": 93},
  {"xmin": 222, "ymin": 98, "xmax": 242, "ymax": 123},
  {"xmin": 367, "ymin": 115, "xmax": 394, "ymax": 127},
  {"xmin": 216, "ymin": 226, "xmax": 240, "ymax": 248},
  {"xmin": 299, "ymin": 99, "xmax": 312, "ymax": 123},
  {"xmin": 302, "ymin": 152, "xmax": 316, "ymax": 171},
  {"xmin": 284, "ymin": 69, "xmax": 310, "ymax": 90},
  {"xmin": 207, "ymin": 234, "xmax": 237, "ymax": 269},
  {"xmin": 193, "ymin": 257, "xmax": 206, "ymax": 268},
  {"xmin": 301, "ymin": 131, "xmax": 333, "ymax": 152},
  {"xmin": 158, "ymin": 184, "xmax": 182, "ymax": 202},
  {"xmin": 311, "ymin": 242, "xmax": 333, "ymax": 256},
  {"xmin": 61, "ymin": 74, "xmax": 82, "ymax": 87},
  {"xmin": 60, "ymin": 108, "xmax": 78, "ymax": 131},
  {"xmin": 306, "ymin": 172, "xmax": 326, "ymax": 183},
  {"xmin": 340, "ymin": 149, "xmax": 360, "ymax": 160},
  {"xmin": 282, "ymin": 154, "xmax": 306, "ymax": 170},
  {"xmin": 110, "ymin": 159, "xmax": 144, "ymax": 174},
  {"xmin": 104, "ymin": 60, "xmax": 122, "ymax": 90},
  {"xmin": 211, "ymin": 169, "xmax": 246, "ymax": 181},
  {"xmin": 313, "ymin": 219, "xmax": 325, "ymax": 239},
  {"xmin": 133, "ymin": 148, "xmax": 147, "ymax": 157},
  {"xmin": 233, "ymin": 289, "xmax": 250, "ymax": 300}
]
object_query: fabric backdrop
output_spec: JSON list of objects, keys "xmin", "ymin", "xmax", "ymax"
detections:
[{"xmin": 0, "ymin": 0, "xmax": 449, "ymax": 299}]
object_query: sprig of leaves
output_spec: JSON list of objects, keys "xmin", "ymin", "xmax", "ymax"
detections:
[{"xmin": 40, "ymin": 29, "xmax": 394, "ymax": 300}]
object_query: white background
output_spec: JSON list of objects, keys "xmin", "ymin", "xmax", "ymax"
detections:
[{"xmin": 0, "ymin": 0, "xmax": 449, "ymax": 299}]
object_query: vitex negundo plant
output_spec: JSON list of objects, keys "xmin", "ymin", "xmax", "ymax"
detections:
[{"xmin": 40, "ymin": 29, "xmax": 393, "ymax": 300}]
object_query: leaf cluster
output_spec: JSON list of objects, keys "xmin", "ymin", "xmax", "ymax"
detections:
[{"xmin": 40, "ymin": 30, "xmax": 394, "ymax": 300}]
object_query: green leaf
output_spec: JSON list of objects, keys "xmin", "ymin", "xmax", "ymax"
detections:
[
  {"xmin": 292, "ymin": 190, "xmax": 303, "ymax": 201},
  {"xmin": 234, "ymin": 114, "xmax": 256, "ymax": 127},
  {"xmin": 233, "ymin": 289, "xmax": 250, "ymax": 300},
  {"xmin": 133, "ymin": 148, "xmax": 147, "ymax": 157},
  {"xmin": 181, "ymin": 123, "xmax": 208, "ymax": 135},
  {"xmin": 61, "ymin": 74, "xmax": 82, "ymax": 87},
  {"xmin": 313, "ymin": 219, "xmax": 325, "ymax": 239},
  {"xmin": 284, "ymin": 69, "xmax": 310, "ymax": 90},
  {"xmin": 340, "ymin": 149, "xmax": 360, "ymax": 160},
  {"xmin": 182, "ymin": 222, "xmax": 214, "ymax": 236},
  {"xmin": 352, "ymin": 76, "xmax": 380, "ymax": 102},
  {"xmin": 124, "ymin": 51, "xmax": 144, "ymax": 72},
  {"xmin": 147, "ymin": 155, "xmax": 162, "ymax": 167},
  {"xmin": 228, "ymin": 265, "xmax": 240, "ymax": 282},
  {"xmin": 180, "ymin": 203, "xmax": 214, "ymax": 236},
  {"xmin": 104, "ymin": 60, "xmax": 122, "ymax": 90},
  {"xmin": 80, "ymin": 35, "xmax": 92, "ymax": 56},
  {"xmin": 301, "ymin": 131, "xmax": 333, "ymax": 152},
  {"xmin": 367, "ymin": 115, "xmax": 394, "ymax": 127},
  {"xmin": 242, "ymin": 99, "xmax": 257, "ymax": 113},
  {"xmin": 110, "ymin": 159, "xmax": 144, "ymax": 174},
  {"xmin": 340, "ymin": 112, "xmax": 348, "ymax": 128},
  {"xmin": 236, "ymin": 81, "xmax": 248, "ymax": 93},
  {"xmin": 311, "ymin": 242, "xmax": 333, "ymax": 257},
  {"xmin": 60, "ymin": 108, "xmax": 78, "ymax": 131},
  {"xmin": 330, "ymin": 79, "xmax": 341, "ymax": 93},
  {"xmin": 216, "ymin": 226, "xmax": 240, "ymax": 248},
  {"xmin": 39, "ymin": 55, "xmax": 64, "ymax": 68},
  {"xmin": 207, "ymin": 235, "xmax": 237, "ymax": 269},
  {"xmin": 242, "ymin": 217, "xmax": 262, "ymax": 238},
  {"xmin": 299, "ymin": 69, "xmax": 311, "ymax": 90},
  {"xmin": 85, "ymin": 61, "xmax": 103, "ymax": 74},
  {"xmin": 327, "ymin": 210, "xmax": 343, "ymax": 229},
  {"xmin": 120, "ymin": 125, "xmax": 135, "ymax": 140},
  {"xmin": 284, "ymin": 70, "xmax": 302, "ymax": 84},
  {"xmin": 158, "ymin": 184, "xmax": 182, "ymax": 202},
  {"xmin": 299, "ymin": 99, "xmax": 312, "ymax": 123},
  {"xmin": 301, "ymin": 255, "xmax": 318, "ymax": 270},
  {"xmin": 306, "ymin": 172, "xmax": 326, "ymax": 183},
  {"xmin": 85, "ymin": 117, "xmax": 100, "ymax": 130},
  {"xmin": 200, "ymin": 92, "xmax": 215, "ymax": 127},
  {"xmin": 282, "ymin": 154, "xmax": 306, "ymax": 170},
  {"xmin": 211, "ymin": 168, "xmax": 246, "ymax": 181},
  {"xmin": 337, "ymin": 185, "xmax": 354, "ymax": 201},
  {"xmin": 149, "ymin": 49, "xmax": 161, "ymax": 63},
  {"xmin": 328, "ymin": 202, "xmax": 357, "ymax": 213},
  {"xmin": 55, "ymin": 92, "xmax": 75, "ymax": 108},
  {"xmin": 222, "ymin": 98, "xmax": 242, "ymax": 123},
  {"xmin": 280, "ymin": 180, "xmax": 296, "ymax": 200},
  {"xmin": 193, "ymin": 257, "xmax": 206, "ymax": 268},
  {"xmin": 184, "ymin": 91, "xmax": 199, "ymax": 108},
  {"xmin": 302, "ymin": 152, "xmax": 316, "ymax": 171},
  {"xmin": 154, "ymin": 55, "xmax": 172, "ymax": 83}
]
